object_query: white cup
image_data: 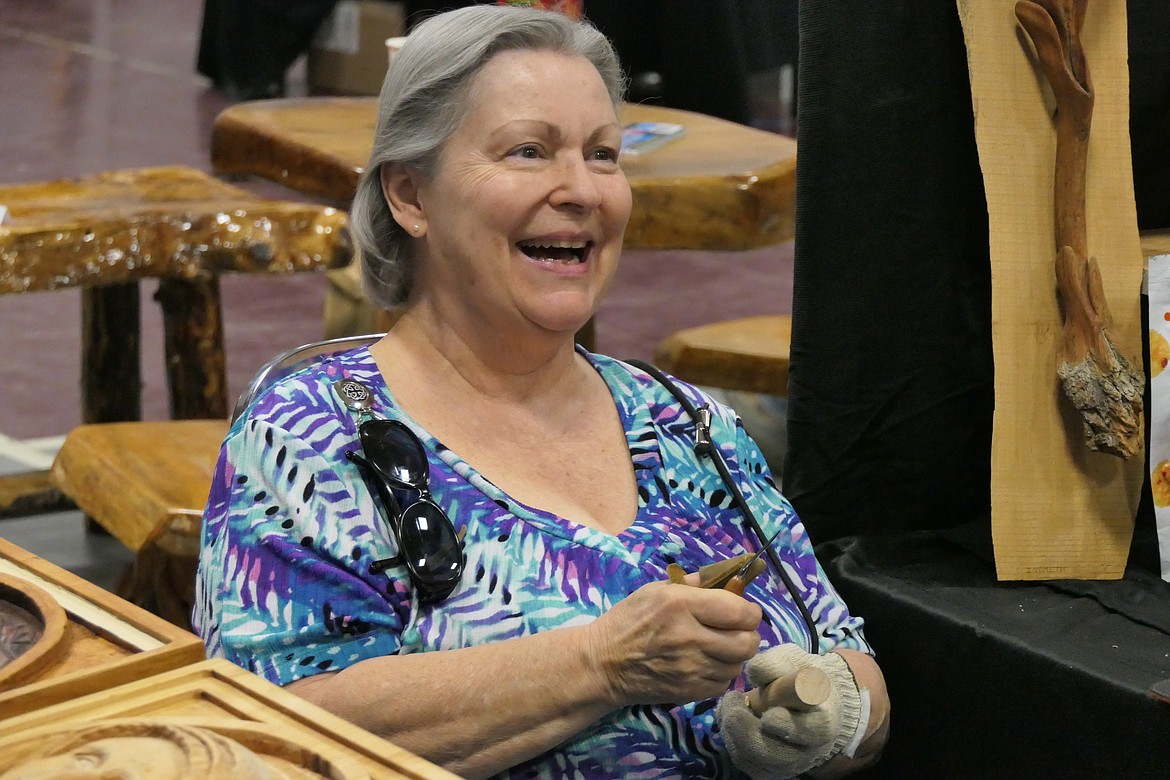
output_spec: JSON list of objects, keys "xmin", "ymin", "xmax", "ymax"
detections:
[{"xmin": 386, "ymin": 36, "xmax": 407, "ymax": 68}]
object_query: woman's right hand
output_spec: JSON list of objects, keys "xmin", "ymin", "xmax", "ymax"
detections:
[{"xmin": 586, "ymin": 579, "xmax": 763, "ymax": 707}]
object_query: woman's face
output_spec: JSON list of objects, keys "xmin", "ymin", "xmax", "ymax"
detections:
[{"xmin": 410, "ymin": 48, "xmax": 632, "ymax": 338}]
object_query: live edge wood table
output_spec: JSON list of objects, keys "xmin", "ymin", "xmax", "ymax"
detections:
[
  {"xmin": 211, "ymin": 98, "xmax": 798, "ymax": 251},
  {"xmin": 0, "ymin": 166, "xmax": 351, "ymax": 517}
]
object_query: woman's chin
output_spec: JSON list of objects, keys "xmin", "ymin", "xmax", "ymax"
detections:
[
  {"xmin": 519, "ymin": 294, "xmax": 599, "ymax": 338},
  {"xmin": 523, "ymin": 310, "xmax": 595, "ymax": 340}
]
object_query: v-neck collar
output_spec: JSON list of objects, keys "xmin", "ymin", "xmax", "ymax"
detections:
[{"xmin": 341, "ymin": 345, "xmax": 666, "ymax": 563}]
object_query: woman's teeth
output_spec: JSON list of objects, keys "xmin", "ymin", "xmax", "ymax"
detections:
[{"xmin": 517, "ymin": 239, "xmax": 588, "ymax": 264}]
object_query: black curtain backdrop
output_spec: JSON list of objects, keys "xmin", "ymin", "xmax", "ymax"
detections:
[
  {"xmin": 782, "ymin": 0, "xmax": 995, "ymax": 543},
  {"xmin": 1129, "ymin": 0, "xmax": 1170, "ymax": 231},
  {"xmin": 586, "ymin": 0, "xmax": 797, "ymax": 125}
]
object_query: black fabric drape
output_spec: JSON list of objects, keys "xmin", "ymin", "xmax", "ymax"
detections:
[
  {"xmin": 585, "ymin": 0, "xmax": 752, "ymax": 123},
  {"xmin": 197, "ymin": 0, "xmax": 341, "ymax": 99},
  {"xmin": 1129, "ymin": 0, "xmax": 1170, "ymax": 231},
  {"xmin": 818, "ymin": 529, "xmax": 1170, "ymax": 779},
  {"xmin": 783, "ymin": 1, "xmax": 994, "ymax": 542}
]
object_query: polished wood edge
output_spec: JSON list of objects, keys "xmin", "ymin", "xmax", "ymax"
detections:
[
  {"xmin": 211, "ymin": 111, "xmax": 362, "ymax": 206},
  {"xmin": 0, "ymin": 471, "xmax": 72, "ymax": 519},
  {"xmin": 655, "ymin": 315, "xmax": 791, "ymax": 395},
  {"xmin": 50, "ymin": 420, "xmax": 227, "ymax": 551}
]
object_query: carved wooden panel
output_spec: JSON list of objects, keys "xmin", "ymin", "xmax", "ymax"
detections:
[
  {"xmin": 0, "ymin": 538, "xmax": 204, "ymax": 718},
  {"xmin": 0, "ymin": 658, "xmax": 459, "ymax": 780}
]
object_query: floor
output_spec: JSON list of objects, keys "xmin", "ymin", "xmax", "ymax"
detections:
[{"xmin": 0, "ymin": 1, "xmax": 792, "ymax": 593}]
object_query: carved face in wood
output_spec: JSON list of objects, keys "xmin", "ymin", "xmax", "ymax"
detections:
[
  {"xmin": 0, "ymin": 737, "xmax": 186, "ymax": 779},
  {"xmin": 0, "ymin": 723, "xmax": 299, "ymax": 780}
]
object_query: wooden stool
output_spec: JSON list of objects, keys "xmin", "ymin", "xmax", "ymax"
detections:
[
  {"xmin": 654, "ymin": 315, "xmax": 791, "ymax": 396},
  {"xmin": 0, "ymin": 166, "xmax": 350, "ymax": 519},
  {"xmin": 50, "ymin": 334, "xmax": 380, "ymax": 628},
  {"xmin": 49, "ymin": 420, "xmax": 227, "ymax": 627}
]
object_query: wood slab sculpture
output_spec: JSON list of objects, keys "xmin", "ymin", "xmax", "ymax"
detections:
[{"xmin": 957, "ymin": 0, "xmax": 1144, "ymax": 579}]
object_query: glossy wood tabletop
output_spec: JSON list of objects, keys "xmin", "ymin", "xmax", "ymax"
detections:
[
  {"xmin": 211, "ymin": 98, "xmax": 797, "ymax": 250},
  {"xmin": 0, "ymin": 166, "xmax": 350, "ymax": 295}
]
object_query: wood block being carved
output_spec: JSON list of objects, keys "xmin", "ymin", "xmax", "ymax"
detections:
[
  {"xmin": 0, "ymin": 659, "xmax": 459, "ymax": 780},
  {"xmin": 0, "ymin": 538, "xmax": 204, "ymax": 719}
]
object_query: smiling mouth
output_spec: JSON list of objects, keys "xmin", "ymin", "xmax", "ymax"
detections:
[{"xmin": 517, "ymin": 239, "xmax": 591, "ymax": 265}]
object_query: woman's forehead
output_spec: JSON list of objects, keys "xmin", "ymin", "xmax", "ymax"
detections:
[{"xmin": 469, "ymin": 49, "xmax": 606, "ymax": 104}]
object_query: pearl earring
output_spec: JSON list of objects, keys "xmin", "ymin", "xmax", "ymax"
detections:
[{"xmin": 411, "ymin": 224, "xmax": 420, "ymax": 233}]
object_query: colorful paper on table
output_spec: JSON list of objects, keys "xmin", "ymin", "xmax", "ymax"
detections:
[
  {"xmin": 1144, "ymin": 254, "xmax": 1170, "ymax": 581},
  {"xmin": 621, "ymin": 122, "xmax": 686, "ymax": 157}
]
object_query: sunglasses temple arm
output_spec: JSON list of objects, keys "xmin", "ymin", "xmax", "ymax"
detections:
[{"xmin": 369, "ymin": 555, "xmax": 402, "ymax": 574}]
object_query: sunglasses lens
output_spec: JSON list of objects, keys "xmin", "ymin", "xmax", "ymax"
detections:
[
  {"xmin": 399, "ymin": 502, "xmax": 462, "ymax": 585},
  {"xmin": 361, "ymin": 422, "xmax": 428, "ymax": 485}
]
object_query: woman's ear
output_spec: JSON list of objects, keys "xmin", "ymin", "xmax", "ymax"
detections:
[{"xmin": 380, "ymin": 162, "xmax": 427, "ymax": 236}]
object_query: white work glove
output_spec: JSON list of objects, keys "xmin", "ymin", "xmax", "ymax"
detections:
[{"xmin": 716, "ymin": 644, "xmax": 864, "ymax": 780}]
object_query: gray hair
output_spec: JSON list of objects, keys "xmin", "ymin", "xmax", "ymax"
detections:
[{"xmin": 349, "ymin": 4, "xmax": 626, "ymax": 309}]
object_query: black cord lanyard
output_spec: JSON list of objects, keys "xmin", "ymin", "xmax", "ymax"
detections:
[{"xmin": 627, "ymin": 359, "xmax": 819, "ymax": 654}]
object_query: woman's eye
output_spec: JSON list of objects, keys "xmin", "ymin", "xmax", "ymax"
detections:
[
  {"xmin": 591, "ymin": 147, "xmax": 619, "ymax": 162},
  {"xmin": 511, "ymin": 145, "xmax": 541, "ymax": 159}
]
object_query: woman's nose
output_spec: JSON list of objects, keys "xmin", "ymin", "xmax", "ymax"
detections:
[{"xmin": 550, "ymin": 155, "xmax": 604, "ymax": 210}]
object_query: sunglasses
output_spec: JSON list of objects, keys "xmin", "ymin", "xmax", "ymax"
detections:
[{"xmin": 335, "ymin": 381, "xmax": 463, "ymax": 604}]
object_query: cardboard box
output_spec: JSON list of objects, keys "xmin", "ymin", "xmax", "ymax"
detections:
[{"xmin": 308, "ymin": 0, "xmax": 406, "ymax": 96}]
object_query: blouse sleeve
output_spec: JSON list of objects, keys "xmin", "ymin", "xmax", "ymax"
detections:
[
  {"xmin": 716, "ymin": 401, "xmax": 874, "ymax": 657},
  {"xmin": 193, "ymin": 412, "xmax": 409, "ymax": 686}
]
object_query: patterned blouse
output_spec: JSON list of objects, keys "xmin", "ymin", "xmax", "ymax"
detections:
[{"xmin": 193, "ymin": 347, "xmax": 871, "ymax": 779}]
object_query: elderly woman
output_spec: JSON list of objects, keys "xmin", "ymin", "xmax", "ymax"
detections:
[{"xmin": 194, "ymin": 6, "xmax": 888, "ymax": 779}]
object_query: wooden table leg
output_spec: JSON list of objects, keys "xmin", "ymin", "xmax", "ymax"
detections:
[
  {"xmin": 77, "ymin": 283, "xmax": 143, "ymax": 533},
  {"xmin": 81, "ymin": 283, "xmax": 142, "ymax": 424},
  {"xmin": 155, "ymin": 276, "xmax": 228, "ymax": 420},
  {"xmin": 113, "ymin": 543, "xmax": 198, "ymax": 630}
]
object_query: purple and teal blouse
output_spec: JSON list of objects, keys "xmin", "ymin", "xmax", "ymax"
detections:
[{"xmin": 193, "ymin": 347, "xmax": 871, "ymax": 779}]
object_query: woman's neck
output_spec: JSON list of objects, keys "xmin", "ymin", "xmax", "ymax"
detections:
[{"xmin": 371, "ymin": 302, "xmax": 590, "ymax": 410}]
